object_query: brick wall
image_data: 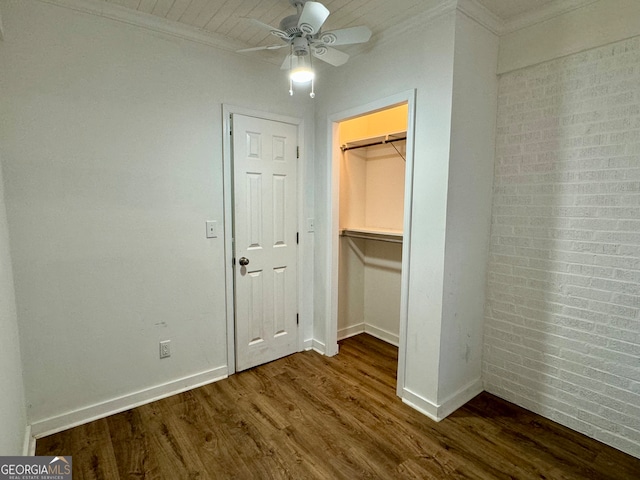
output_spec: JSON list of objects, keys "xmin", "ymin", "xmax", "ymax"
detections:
[{"xmin": 484, "ymin": 36, "xmax": 640, "ymax": 458}]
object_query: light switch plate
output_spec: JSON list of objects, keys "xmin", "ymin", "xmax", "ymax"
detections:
[{"xmin": 206, "ymin": 220, "xmax": 217, "ymax": 238}]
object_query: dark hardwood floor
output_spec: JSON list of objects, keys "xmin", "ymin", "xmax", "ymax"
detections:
[{"xmin": 37, "ymin": 334, "xmax": 640, "ymax": 479}]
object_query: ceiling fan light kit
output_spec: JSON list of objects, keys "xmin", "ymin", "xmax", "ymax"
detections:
[
  {"xmin": 288, "ymin": 52, "xmax": 316, "ymax": 98},
  {"xmin": 238, "ymin": 0, "xmax": 372, "ymax": 98}
]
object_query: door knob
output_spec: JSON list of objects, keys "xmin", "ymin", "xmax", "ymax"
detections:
[{"xmin": 238, "ymin": 257, "xmax": 250, "ymax": 266}]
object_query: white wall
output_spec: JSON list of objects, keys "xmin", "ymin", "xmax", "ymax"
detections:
[
  {"xmin": 317, "ymin": 7, "xmax": 498, "ymax": 418},
  {"xmin": 337, "ymin": 237, "xmax": 365, "ymax": 336},
  {"xmin": 485, "ymin": 0, "xmax": 640, "ymax": 459},
  {"xmin": 337, "ymin": 239, "xmax": 402, "ymax": 346},
  {"xmin": 339, "ymin": 149, "xmax": 367, "ymax": 230},
  {"xmin": 363, "ymin": 240, "xmax": 402, "ymax": 344},
  {"xmin": 0, "ymin": 0, "xmax": 314, "ymax": 431},
  {"xmin": 485, "ymin": 34, "xmax": 640, "ymax": 459},
  {"xmin": 0, "ymin": 157, "xmax": 27, "ymax": 455},
  {"xmin": 316, "ymin": 10, "xmax": 457, "ymax": 406},
  {"xmin": 365, "ymin": 143, "xmax": 406, "ymax": 231},
  {"xmin": 438, "ymin": 11, "xmax": 499, "ymax": 406}
]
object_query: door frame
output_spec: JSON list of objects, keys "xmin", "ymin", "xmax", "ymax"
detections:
[
  {"xmin": 222, "ymin": 105, "xmax": 305, "ymax": 375},
  {"xmin": 325, "ymin": 90, "xmax": 416, "ymax": 397}
]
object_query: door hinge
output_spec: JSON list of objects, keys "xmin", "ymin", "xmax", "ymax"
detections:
[
  {"xmin": 296, "ymin": 146, "xmax": 299, "ymax": 159},
  {"xmin": 232, "ymin": 257, "xmax": 236, "ymax": 266},
  {"xmin": 229, "ymin": 113, "xmax": 233, "ymax": 135},
  {"xmin": 296, "ymin": 232, "xmax": 299, "ymax": 244},
  {"xmin": 297, "ymin": 314, "xmax": 299, "ymax": 325}
]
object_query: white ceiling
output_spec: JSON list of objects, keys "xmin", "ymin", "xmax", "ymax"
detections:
[{"xmin": 101, "ymin": 0, "xmax": 577, "ymax": 52}]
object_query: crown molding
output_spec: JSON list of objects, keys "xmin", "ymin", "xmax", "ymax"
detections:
[
  {"xmin": 372, "ymin": 0, "xmax": 458, "ymax": 44},
  {"xmin": 34, "ymin": 0, "xmax": 606, "ymax": 55},
  {"xmin": 455, "ymin": 0, "xmax": 602, "ymax": 36},
  {"xmin": 374, "ymin": 0, "xmax": 502, "ymax": 47},
  {"xmin": 501, "ymin": 0, "xmax": 601, "ymax": 34},
  {"xmin": 457, "ymin": 0, "xmax": 502, "ymax": 34},
  {"xmin": 37, "ymin": 0, "xmax": 246, "ymax": 52}
]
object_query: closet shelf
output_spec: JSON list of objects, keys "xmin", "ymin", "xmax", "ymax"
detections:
[
  {"xmin": 340, "ymin": 228, "xmax": 403, "ymax": 244},
  {"xmin": 341, "ymin": 131, "xmax": 407, "ymax": 152}
]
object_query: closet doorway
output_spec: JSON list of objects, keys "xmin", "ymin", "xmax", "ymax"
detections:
[{"xmin": 328, "ymin": 91, "xmax": 415, "ymax": 397}]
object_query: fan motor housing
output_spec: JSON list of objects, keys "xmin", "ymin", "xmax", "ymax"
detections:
[
  {"xmin": 292, "ymin": 36, "xmax": 309, "ymax": 56},
  {"xmin": 279, "ymin": 14, "xmax": 302, "ymax": 36}
]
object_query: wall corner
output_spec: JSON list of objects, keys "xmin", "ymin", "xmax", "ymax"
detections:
[{"xmin": 0, "ymin": 5, "xmax": 5, "ymax": 41}]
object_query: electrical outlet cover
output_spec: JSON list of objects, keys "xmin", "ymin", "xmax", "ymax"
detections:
[{"xmin": 159, "ymin": 340, "xmax": 171, "ymax": 359}]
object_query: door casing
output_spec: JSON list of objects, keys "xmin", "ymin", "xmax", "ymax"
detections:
[
  {"xmin": 326, "ymin": 90, "xmax": 417, "ymax": 397},
  {"xmin": 222, "ymin": 105, "xmax": 305, "ymax": 375}
]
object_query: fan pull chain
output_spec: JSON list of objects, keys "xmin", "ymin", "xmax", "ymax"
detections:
[
  {"xmin": 289, "ymin": 44, "xmax": 294, "ymax": 96},
  {"xmin": 309, "ymin": 53, "xmax": 315, "ymax": 98}
]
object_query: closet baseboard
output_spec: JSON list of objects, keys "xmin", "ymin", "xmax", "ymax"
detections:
[
  {"xmin": 338, "ymin": 323, "xmax": 399, "ymax": 347},
  {"xmin": 338, "ymin": 323, "xmax": 365, "ymax": 340},
  {"xmin": 364, "ymin": 325, "xmax": 399, "ymax": 347}
]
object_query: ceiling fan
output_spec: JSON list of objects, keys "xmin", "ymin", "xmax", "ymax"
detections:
[{"xmin": 238, "ymin": 0, "xmax": 372, "ymax": 97}]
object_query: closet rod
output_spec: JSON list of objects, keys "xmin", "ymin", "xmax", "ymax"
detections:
[
  {"xmin": 341, "ymin": 136, "xmax": 407, "ymax": 152},
  {"xmin": 341, "ymin": 229, "xmax": 403, "ymax": 244}
]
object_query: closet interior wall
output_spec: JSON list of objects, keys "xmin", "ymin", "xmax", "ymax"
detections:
[{"xmin": 338, "ymin": 106, "xmax": 407, "ymax": 346}]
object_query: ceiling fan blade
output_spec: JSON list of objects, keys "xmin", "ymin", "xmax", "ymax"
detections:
[
  {"xmin": 298, "ymin": 1, "xmax": 330, "ymax": 35},
  {"xmin": 242, "ymin": 17, "xmax": 291, "ymax": 40},
  {"xmin": 312, "ymin": 46, "xmax": 349, "ymax": 67},
  {"xmin": 237, "ymin": 44, "xmax": 288, "ymax": 53},
  {"xmin": 317, "ymin": 26, "xmax": 372, "ymax": 46}
]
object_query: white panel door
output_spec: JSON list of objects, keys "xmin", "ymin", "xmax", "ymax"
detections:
[{"xmin": 232, "ymin": 114, "xmax": 298, "ymax": 371}]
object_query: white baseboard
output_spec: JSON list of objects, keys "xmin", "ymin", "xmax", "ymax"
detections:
[
  {"xmin": 401, "ymin": 379, "xmax": 483, "ymax": 422},
  {"xmin": 304, "ymin": 338, "xmax": 340, "ymax": 357},
  {"xmin": 338, "ymin": 323, "xmax": 399, "ymax": 347},
  {"xmin": 337, "ymin": 323, "xmax": 365, "ymax": 340},
  {"xmin": 364, "ymin": 324, "xmax": 399, "ymax": 347},
  {"xmin": 437, "ymin": 379, "xmax": 484, "ymax": 419},
  {"xmin": 23, "ymin": 424, "xmax": 35, "ymax": 456},
  {"xmin": 30, "ymin": 366, "xmax": 228, "ymax": 439},
  {"xmin": 303, "ymin": 338, "xmax": 314, "ymax": 350},
  {"xmin": 401, "ymin": 388, "xmax": 439, "ymax": 421},
  {"xmin": 311, "ymin": 339, "xmax": 326, "ymax": 354}
]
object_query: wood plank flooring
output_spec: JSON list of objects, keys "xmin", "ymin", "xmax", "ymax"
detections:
[{"xmin": 36, "ymin": 334, "xmax": 640, "ymax": 479}]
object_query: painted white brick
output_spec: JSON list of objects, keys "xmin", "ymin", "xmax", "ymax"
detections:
[
  {"xmin": 549, "ymin": 410, "xmax": 596, "ymax": 438},
  {"xmin": 484, "ymin": 35, "xmax": 640, "ymax": 458},
  {"xmin": 560, "ymin": 357, "xmax": 631, "ymax": 390},
  {"xmin": 620, "ymin": 425, "xmax": 640, "ymax": 446},
  {"xmin": 608, "ymin": 317, "xmax": 640, "ymax": 333},
  {"xmin": 595, "ymin": 431, "xmax": 640, "ymax": 459},
  {"xmin": 587, "ymin": 299, "xmax": 637, "ymax": 318}
]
